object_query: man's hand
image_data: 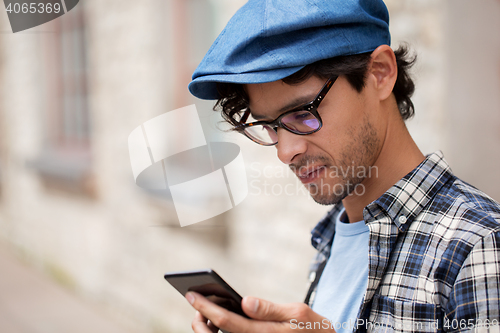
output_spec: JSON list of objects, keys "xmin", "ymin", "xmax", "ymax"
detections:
[{"xmin": 186, "ymin": 291, "xmax": 336, "ymax": 333}]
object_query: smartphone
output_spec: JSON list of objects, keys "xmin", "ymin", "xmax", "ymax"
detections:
[{"xmin": 164, "ymin": 268, "xmax": 249, "ymax": 319}]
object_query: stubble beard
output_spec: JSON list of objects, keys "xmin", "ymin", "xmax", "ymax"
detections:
[{"xmin": 292, "ymin": 118, "xmax": 380, "ymax": 206}]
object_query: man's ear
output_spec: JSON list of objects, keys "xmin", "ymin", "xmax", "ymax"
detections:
[{"xmin": 368, "ymin": 45, "xmax": 397, "ymax": 101}]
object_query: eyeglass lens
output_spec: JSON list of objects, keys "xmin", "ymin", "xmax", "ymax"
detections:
[
  {"xmin": 244, "ymin": 125, "xmax": 278, "ymax": 145},
  {"xmin": 281, "ymin": 111, "xmax": 320, "ymax": 133},
  {"xmin": 244, "ymin": 110, "xmax": 320, "ymax": 145}
]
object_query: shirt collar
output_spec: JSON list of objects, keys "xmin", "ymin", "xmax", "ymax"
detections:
[{"xmin": 363, "ymin": 151, "xmax": 454, "ymax": 232}]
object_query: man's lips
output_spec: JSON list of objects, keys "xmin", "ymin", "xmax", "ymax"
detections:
[{"xmin": 296, "ymin": 166, "xmax": 327, "ymax": 184}]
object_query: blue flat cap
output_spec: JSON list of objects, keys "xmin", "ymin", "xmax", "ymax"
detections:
[{"xmin": 189, "ymin": 0, "xmax": 390, "ymax": 100}]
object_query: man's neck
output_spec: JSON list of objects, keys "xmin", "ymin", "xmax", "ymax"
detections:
[{"xmin": 342, "ymin": 115, "xmax": 425, "ymax": 223}]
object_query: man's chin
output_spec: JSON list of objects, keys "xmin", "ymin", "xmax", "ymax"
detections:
[
  {"xmin": 310, "ymin": 194, "xmax": 345, "ymax": 206},
  {"xmin": 307, "ymin": 184, "xmax": 347, "ymax": 206}
]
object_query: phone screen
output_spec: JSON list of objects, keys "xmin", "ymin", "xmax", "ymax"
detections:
[{"xmin": 164, "ymin": 269, "xmax": 249, "ymax": 318}]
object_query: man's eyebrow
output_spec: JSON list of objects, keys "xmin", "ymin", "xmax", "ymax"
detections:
[{"xmin": 250, "ymin": 94, "xmax": 316, "ymax": 121}]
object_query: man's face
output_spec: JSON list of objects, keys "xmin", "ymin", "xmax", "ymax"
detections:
[{"xmin": 245, "ymin": 75, "xmax": 383, "ymax": 205}]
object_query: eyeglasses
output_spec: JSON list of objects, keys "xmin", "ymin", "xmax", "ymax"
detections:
[{"xmin": 236, "ymin": 76, "xmax": 338, "ymax": 146}]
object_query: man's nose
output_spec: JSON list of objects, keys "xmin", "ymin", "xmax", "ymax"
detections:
[{"xmin": 276, "ymin": 128, "xmax": 307, "ymax": 165}]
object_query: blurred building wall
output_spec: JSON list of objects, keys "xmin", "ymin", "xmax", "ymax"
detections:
[
  {"xmin": 0, "ymin": 1, "xmax": 499, "ymax": 333},
  {"xmin": 445, "ymin": 0, "xmax": 500, "ymax": 200}
]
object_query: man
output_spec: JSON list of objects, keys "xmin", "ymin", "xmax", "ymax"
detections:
[{"xmin": 184, "ymin": 0, "xmax": 500, "ymax": 332}]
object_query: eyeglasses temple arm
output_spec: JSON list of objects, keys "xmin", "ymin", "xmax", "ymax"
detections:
[{"xmin": 240, "ymin": 110, "xmax": 250, "ymax": 124}]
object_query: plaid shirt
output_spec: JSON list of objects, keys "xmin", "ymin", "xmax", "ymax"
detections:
[{"xmin": 308, "ymin": 151, "xmax": 500, "ymax": 332}]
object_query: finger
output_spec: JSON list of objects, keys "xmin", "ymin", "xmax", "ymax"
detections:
[
  {"xmin": 242, "ymin": 297, "xmax": 312, "ymax": 322},
  {"xmin": 192, "ymin": 311, "xmax": 215, "ymax": 333},
  {"xmin": 194, "ymin": 311, "xmax": 207, "ymax": 322},
  {"xmin": 206, "ymin": 320, "xmax": 219, "ymax": 333},
  {"xmin": 187, "ymin": 292, "xmax": 249, "ymax": 332},
  {"xmin": 193, "ymin": 312, "xmax": 218, "ymax": 333}
]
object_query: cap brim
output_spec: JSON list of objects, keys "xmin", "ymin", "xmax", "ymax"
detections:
[{"xmin": 188, "ymin": 66, "xmax": 305, "ymax": 100}]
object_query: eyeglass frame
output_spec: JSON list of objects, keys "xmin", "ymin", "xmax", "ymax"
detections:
[{"xmin": 235, "ymin": 76, "xmax": 339, "ymax": 146}]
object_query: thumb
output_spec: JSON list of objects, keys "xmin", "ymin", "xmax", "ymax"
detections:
[{"xmin": 242, "ymin": 296, "xmax": 290, "ymax": 321}]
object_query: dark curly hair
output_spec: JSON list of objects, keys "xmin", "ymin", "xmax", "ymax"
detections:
[{"xmin": 214, "ymin": 45, "xmax": 417, "ymax": 128}]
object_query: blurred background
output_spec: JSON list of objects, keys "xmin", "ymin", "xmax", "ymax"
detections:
[{"xmin": 0, "ymin": 0, "xmax": 499, "ymax": 332}]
